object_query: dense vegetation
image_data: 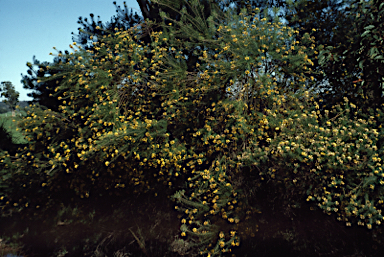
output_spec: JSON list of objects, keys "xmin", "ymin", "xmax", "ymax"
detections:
[{"xmin": 1, "ymin": 0, "xmax": 384, "ymax": 256}]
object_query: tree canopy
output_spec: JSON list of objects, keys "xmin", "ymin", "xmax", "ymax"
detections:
[{"xmin": 0, "ymin": 81, "xmax": 20, "ymax": 113}]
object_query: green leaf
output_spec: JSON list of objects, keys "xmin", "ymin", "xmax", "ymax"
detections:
[
  {"xmin": 306, "ymin": 185, "xmax": 313, "ymax": 195},
  {"xmin": 369, "ymin": 47, "xmax": 379, "ymax": 58},
  {"xmin": 361, "ymin": 30, "xmax": 371, "ymax": 37},
  {"xmin": 190, "ymin": 0, "xmax": 200, "ymax": 7},
  {"xmin": 359, "ymin": 60, "xmax": 365, "ymax": 69},
  {"xmin": 374, "ymin": 55, "xmax": 383, "ymax": 60},
  {"xmin": 2, "ymin": 173, "xmax": 11, "ymax": 180},
  {"xmin": 364, "ymin": 25, "xmax": 375, "ymax": 30}
]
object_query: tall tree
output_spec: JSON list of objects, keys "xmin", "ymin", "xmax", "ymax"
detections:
[
  {"xmin": 21, "ymin": 2, "xmax": 145, "ymax": 112},
  {"xmin": 0, "ymin": 81, "xmax": 20, "ymax": 115},
  {"xmin": 21, "ymin": 55, "xmax": 70, "ymax": 113},
  {"xmin": 318, "ymin": 0, "xmax": 384, "ymax": 110},
  {"xmin": 71, "ymin": 1, "xmax": 144, "ymax": 50},
  {"xmin": 280, "ymin": 0, "xmax": 382, "ymax": 110}
]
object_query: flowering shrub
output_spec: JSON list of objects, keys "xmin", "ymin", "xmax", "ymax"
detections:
[{"xmin": 0, "ymin": 1, "xmax": 383, "ymax": 256}]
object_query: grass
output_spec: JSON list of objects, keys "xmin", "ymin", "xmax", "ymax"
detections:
[
  {"xmin": 0, "ymin": 235, "xmax": 26, "ymax": 257},
  {"xmin": 0, "ymin": 111, "xmax": 28, "ymax": 144}
]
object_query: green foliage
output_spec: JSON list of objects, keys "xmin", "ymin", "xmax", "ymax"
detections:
[
  {"xmin": 146, "ymin": 2, "xmax": 322, "ymax": 255},
  {"xmin": 21, "ymin": 56, "xmax": 69, "ymax": 113},
  {"xmin": 317, "ymin": 0, "xmax": 384, "ymax": 110},
  {"xmin": 0, "ymin": 234, "xmax": 26, "ymax": 257},
  {"xmin": 1, "ymin": 1, "xmax": 384, "ymax": 256},
  {"xmin": 0, "ymin": 82, "xmax": 20, "ymax": 112},
  {"xmin": 281, "ymin": 0, "xmax": 378, "ymax": 113},
  {"xmin": 72, "ymin": 1, "xmax": 144, "ymax": 50},
  {"xmin": 22, "ymin": 2, "xmax": 145, "ymax": 113},
  {"xmin": 0, "ymin": 103, "xmax": 11, "ymax": 114},
  {"xmin": 0, "ymin": 110, "xmax": 29, "ymax": 163}
]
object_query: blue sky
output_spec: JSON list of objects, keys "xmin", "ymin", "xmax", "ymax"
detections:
[{"xmin": 0, "ymin": 0, "xmax": 142, "ymax": 101}]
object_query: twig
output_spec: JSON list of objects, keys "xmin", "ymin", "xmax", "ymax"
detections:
[{"xmin": 129, "ymin": 227, "xmax": 148, "ymax": 256}]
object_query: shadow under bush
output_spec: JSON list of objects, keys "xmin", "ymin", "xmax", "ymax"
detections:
[{"xmin": 0, "ymin": 187, "xmax": 185, "ymax": 257}]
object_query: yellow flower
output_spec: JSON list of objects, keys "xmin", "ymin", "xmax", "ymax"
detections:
[
  {"xmin": 219, "ymin": 231, "xmax": 224, "ymax": 238},
  {"xmin": 181, "ymin": 232, "xmax": 186, "ymax": 236}
]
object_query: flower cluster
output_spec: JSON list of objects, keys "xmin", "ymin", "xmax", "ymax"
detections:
[{"xmin": 1, "ymin": 3, "xmax": 383, "ymax": 257}]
